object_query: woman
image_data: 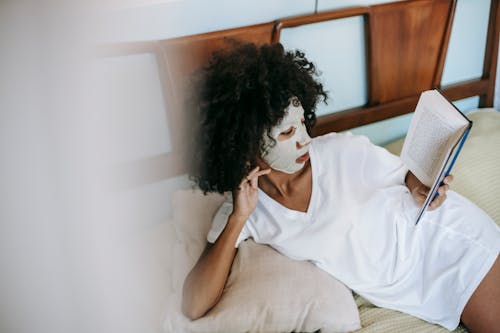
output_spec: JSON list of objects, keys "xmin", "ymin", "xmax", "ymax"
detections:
[{"xmin": 182, "ymin": 42, "xmax": 500, "ymax": 332}]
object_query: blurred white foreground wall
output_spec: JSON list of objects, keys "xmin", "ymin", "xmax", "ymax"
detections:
[{"xmin": 0, "ymin": 1, "xmax": 174, "ymax": 332}]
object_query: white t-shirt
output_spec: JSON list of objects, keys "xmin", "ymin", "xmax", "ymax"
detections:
[{"xmin": 207, "ymin": 132, "xmax": 500, "ymax": 330}]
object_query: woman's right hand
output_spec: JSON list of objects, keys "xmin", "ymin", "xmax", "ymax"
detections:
[
  {"xmin": 231, "ymin": 166, "xmax": 271, "ymax": 219},
  {"xmin": 182, "ymin": 165, "xmax": 270, "ymax": 320}
]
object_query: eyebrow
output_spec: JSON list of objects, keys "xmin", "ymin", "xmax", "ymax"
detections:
[{"xmin": 278, "ymin": 117, "xmax": 302, "ymax": 127}]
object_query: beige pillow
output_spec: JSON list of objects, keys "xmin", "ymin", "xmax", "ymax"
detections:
[{"xmin": 165, "ymin": 189, "xmax": 361, "ymax": 333}]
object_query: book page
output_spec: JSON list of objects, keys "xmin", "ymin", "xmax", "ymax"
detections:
[
  {"xmin": 414, "ymin": 127, "xmax": 469, "ymax": 224},
  {"xmin": 405, "ymin": 106, "xmax": 455, "ymax": 185},
  {"xmin": 400, "ymin": 90, "xmax": 469, "ymax": 187},
  {"xmin": 400, "ymin": 90, "xmax": 472, "ymax": 224}
]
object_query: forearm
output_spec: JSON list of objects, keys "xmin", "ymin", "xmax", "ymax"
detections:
[
  {"xmin": 404, "ymin": 171, "xmax": 421, "ymax": 193},
  {"xmin": 182, "ymin": 214, "xmax": 247, "ymax": 319}
]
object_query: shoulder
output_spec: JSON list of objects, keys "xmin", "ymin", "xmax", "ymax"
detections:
[{"xmin": 312, "ymin": 131, "xmax": 372, "ymax": 154}]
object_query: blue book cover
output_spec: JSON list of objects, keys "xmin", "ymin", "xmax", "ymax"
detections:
[{"xmin": 400, "ymin": 89, "xmax": 473, "ymax": 225}]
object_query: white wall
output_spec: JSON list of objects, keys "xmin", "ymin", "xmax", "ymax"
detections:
[{"xmin": 95, "ymin": 0, "xmax": 315, "ymax": 42}]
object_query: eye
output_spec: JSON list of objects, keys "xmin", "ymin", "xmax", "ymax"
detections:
[
  {"xmin": 282, "ymin": 127, "xmax": 294, "ymax": 135},
  {"xmin": 278, "ymin": 126, "xmax": 296, "ymax": 140}
]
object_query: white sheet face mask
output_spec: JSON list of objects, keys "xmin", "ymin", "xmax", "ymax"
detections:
[{"xmin": 261, "ymin": 97, "xmax": 312, "ymax": 174}]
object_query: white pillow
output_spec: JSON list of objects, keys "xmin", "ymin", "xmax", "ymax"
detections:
[{"xmin": 164, "ymin": 189, "xmax": 361, "ymax": 333}]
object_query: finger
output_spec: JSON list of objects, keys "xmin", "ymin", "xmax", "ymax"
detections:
[
  {"xmin": 429, "ymin": 192, "xmax": 447, "ymax": 210},
  {"xmin": 247, "ymin": 166, "xmax": 261, "ymax": 178},
  {"xmin": 443, "ymin": 174, "xmax": 454, "ymax": 184},
  {"xmin": 429, "ymin": 195, "xmax": 440, "ymax": 210},
  {"xmin": 439, "ymin": 184, "xmax": 449, "ymax": 193},
  {"xmin": 249, "ymin": 169, "xmax": 270, "ymax": 189},
  {"xmin": 429, "ymin": 198, "xmax": 439, "ymax": 210},
  {"xmin": 429, "ymin": 190, "xmax": 443, "ymax": 209},
  {"xmin": 250, "ymin": 169, "xmax": 270, "ymax": 188},
  {"xmin": 239, "ymin": 166, "xmax": 261, "ymax": 187},
  {"xmin": 236, "ymin": 181, "xmax": 245, "ymax": 191},
  {"xmin": 237, "ymin": 179, "xmax": 247, "ymax": 189},
  {"xmin": 417, "ymin": 186, "xmax": 429, "ymax": 197},
  {"xmin": 239, "ymin": 174, "xmax": 252, "ymax": 187},
  {"xmin": 254, "ymin": 168, "xmax": 271, "ymax": 177},
  {"xmin": 250, "ymin": 174, "xmax": 258, "ymax": 189},
  {"xmin": 246, "ymin": 168, "xmax": 271, "ymax": 182}
]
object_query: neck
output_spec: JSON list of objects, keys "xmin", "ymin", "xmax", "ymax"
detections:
[{"xmin": 258, "ymin": 160, "xmax": 310, "ymax": 197}]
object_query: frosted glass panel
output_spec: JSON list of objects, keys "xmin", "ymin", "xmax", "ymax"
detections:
[
  {"xmin": 348, "ymin": 113, "xmax": 413, "ymax": 146},
  {"xmin": 92, "ymin": 53, "xmax": 171, "ymax": 164},
  {"xmin": 441, "ymin": 0, "xmax": 490, "ymax": 86},
  {"xmin": 280, "ymin": 16, "xmax": 367, "ymax": 116},
  {"xmin": 452, "ymin": 96, "xmax": 480, "ymax": 113},
  {"xmin": 347, "ymin": 96, "xmax": 480, "ymax": 146}
]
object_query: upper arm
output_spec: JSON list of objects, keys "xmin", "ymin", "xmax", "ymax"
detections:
[
  {"xmin": 192, "ymin": 241, "xmax": 215, "ymax": 266},
  {"xmin": 359, "ymin": 136, "xmax": 408, "ymax": 187}
]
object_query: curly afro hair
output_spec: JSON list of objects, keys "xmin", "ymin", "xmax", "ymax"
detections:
[{"xmin": 189, "ymin": 41, "xmax": 328, "ymax": 194}]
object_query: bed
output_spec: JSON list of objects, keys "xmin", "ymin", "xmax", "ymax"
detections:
[{"xmin": 108, "ymin": 0, "xmax": 500, "ymax": 332}]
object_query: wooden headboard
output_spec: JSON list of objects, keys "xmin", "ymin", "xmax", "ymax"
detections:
[{"xmin": 101, "ymin": 0, "xmax": 499, "ymax": 184}]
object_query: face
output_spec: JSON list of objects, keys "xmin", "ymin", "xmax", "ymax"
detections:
[{"xmin": 261, "ymin": 97, "xmax": 312, "ymax": 174}]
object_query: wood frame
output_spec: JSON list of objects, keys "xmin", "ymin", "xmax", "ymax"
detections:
[
  {"xmin": 99, "ymin": 0, "xmax": 499, "ymax": 184},
  {"xmin": 275, "ymin": 0, "xmax": 499, "ymax": 135}
]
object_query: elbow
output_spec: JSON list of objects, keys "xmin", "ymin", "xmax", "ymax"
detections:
[
  {"xmin": 181, "ymin": 261, "xmax": 222, "ymax": 320},
  {"xmin": 181, "ymin": 281, "xmax": 210, "ymax": 320},
  {"xmin": 181, "ymin": 298, "xmax": 208, "ymax": 320}
]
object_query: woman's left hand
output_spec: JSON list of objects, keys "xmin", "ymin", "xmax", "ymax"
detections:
[{"xmin": 406, "ymin": 172, "xmax": 454, "ymax": 210}]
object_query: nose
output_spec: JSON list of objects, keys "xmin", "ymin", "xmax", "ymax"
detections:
[
  {"xmin": 296, "ymin": 126, "xmax": 312, "ymax": 149},
  {"xmin": 296, "ymin": 139, "xmax": 311, "ymax": 149}
]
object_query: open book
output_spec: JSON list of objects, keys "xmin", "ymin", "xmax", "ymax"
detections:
[{"xmin": 400, "ymin": 89, "xmax": 472, "ymax": 224}]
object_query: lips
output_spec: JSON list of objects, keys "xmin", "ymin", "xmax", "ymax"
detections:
[{"xmin": 296, "ymin": 151, "xmax": 310, "ymax": 163}]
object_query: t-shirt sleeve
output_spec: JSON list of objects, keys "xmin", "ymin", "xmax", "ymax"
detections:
[
  {"xmin": 206, "ymin": 194, "xmax": 250, "ymax": 248},
  {"xmin": 313, "ymin": 132, "xmax": 408, "ymax": 190},
  {"xmin": 357, "ymin": 134, "xmax": 409, "ymax": 188}
]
